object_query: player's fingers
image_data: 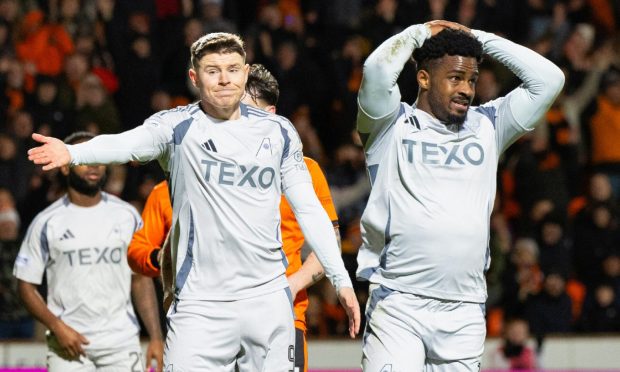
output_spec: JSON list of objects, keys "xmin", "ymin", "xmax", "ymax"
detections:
[
  {"xmin": 347, "ymin": 302, "xmax": 361, "ymax": 338},
  {"xmin": 42, "ymin": 163, "xmax": 54, "ymax": 171},
  {"xmin": 79, "ymin": 334, "xmax": 90, "ymax": 345},
  {"xmin": 31, "ymin": 132, "xmax": 49, "ymax": 144}
]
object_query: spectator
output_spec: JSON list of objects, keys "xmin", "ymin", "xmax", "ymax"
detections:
[
  {"xmin": 579, "ymin": 282, "xmax": 620, "ymax": 333},
  {"xmin": 0, "ymin": 188, "xmax": 33, "ymax": 339},
  {"xmin": 526, "ymin": 271, "xmax": 574, "ymax": 338},
  {"xmin": 75, "ymin": 73, "xmax": 121, "ymax": 134},
  {"xmin": 489, "ymin": 317, "xmax": 538, "ymax": 370}
]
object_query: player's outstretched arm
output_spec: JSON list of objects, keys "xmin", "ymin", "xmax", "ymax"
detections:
[
  {"xmin": 28, "ymin": 123, "xmax": 171, "ymax": 170},
  {"xmin": 131, "ymin": 275, "xmax": 164, "ymax": 372},
  {"xmin": 284, "ymin": 182, "xmax": 360, "ymax": 337},
  {"xmin": 18, "ymin": 279, "xmax": 89, "ymax": 358}
]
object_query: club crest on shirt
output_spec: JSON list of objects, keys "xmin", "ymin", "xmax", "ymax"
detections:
[
  {"xmin": 293, "ymin": 150, "xmax": 303, "ymax": 162},
  {"xmin": 256, "ymin": 137, "xmax": 272, "ymax": 157}
]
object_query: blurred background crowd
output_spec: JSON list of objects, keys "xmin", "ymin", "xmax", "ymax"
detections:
[{"xmin": 1, "ymin": 0, "xmax": 620, "ymax": 357}]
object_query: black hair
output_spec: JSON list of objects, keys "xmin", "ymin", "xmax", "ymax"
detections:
[
  {"xmin": 246, "ymin": 64, "xmax": 279, "ymax": 106},
  {"xmin": 64, "ymin": 131, "xmax": 95, "ymax": 145},
  {"xmin": 412, "ymin": 28, "xmax": 483, "ymax": 71}
]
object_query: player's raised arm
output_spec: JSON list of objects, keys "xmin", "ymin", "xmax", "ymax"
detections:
[
  {"xmin": 357, "ymin": 24, "xmax": 430, "ymax": 141},
  {"xmin": 472, "ymin": 27, "xmax": 565, "ymax": 149},
  {"xmin": 28, "ymin": 118, "xmax": 172, "ymax": 170}
]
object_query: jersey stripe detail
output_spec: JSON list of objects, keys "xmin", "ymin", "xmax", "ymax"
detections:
[
  {"xmin": 173, "ymin": 118, "xmax": 194, "ymax": 145},
  {"xmin": 175, "ymin": 207, "xmax": 195, "ymax": 295},
  {"xmin": 368, "ymin": 164, "xmax": 379, "ymax": 185},
  {"xmin": 474, "ymin": 105, "xmax": 497, "ymax": 128},
  {"xmin": 247, "ymin": 106, "xmax": 269, "ymax": 117}
]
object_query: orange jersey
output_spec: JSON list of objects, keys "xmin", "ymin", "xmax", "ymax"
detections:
[
  {"xmin": 280, "ymin": 157, "xmax": 339, "ymax": 331},
  {"xmin": 127, "ymin": 159, "xmax": 338, "ymax": 331},
  {"xmin": 127, "ymin": 181, "xmax": 172, "ymax": 277}
]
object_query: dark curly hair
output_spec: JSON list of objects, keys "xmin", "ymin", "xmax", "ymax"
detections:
[
  {"xmin": 246, "ymin": 64, "xmax": 279, "ymax": 106},
  {"xmin": 412, "ymin": 28, "xmax": 483, "ymax": 71}
]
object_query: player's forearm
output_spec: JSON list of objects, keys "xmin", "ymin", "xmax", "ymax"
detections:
[
  {"xmin": 67, "ymin": 126, "xmax": 164, "ymax": 166},
  {"xmin": 17, "ymin": 280, "xmax": 63, "ymax": 333},
  {"xmin": 358, "ymin": 24, "xmax": 430, "ymax": 131},
  {"xmin": 130, "ymin": 275, "xmax": 163, "ymax": 341},
  {"xmin": 285, "ymin": 183, "xmax": 353, "ymax": 291},
  {"xmin": 472, "ymin": 29, "xmax": 565, "ymax": 129},
  {"xmin": 289, "ymin": 252, "xmax": 325, "ymax": 293}
]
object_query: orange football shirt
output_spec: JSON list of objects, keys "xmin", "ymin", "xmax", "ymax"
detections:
[{"xmin": 127, "ymin": 181, "xmax": 172, "ymax": 277}]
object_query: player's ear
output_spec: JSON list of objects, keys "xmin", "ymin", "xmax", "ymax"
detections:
[
  {"xmin": 60, "ymin": 165, "xmax": 70, "ymax": 176},
  {"xmin": 188, "ymin": 68, "xmax": 198, "ymax": 88},
  {"xmin": 265, "ymin": 105, "xmax": 276, "ymax": 114},
  {"xmin": 417, "ymin": 70, "xmax": 430, "ymax": 90},
  {"xmin": 243, "ymin": 64, "xmax": 250, "ymax": 84}
]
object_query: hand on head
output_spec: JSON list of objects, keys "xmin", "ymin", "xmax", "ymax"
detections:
[{"xmin": 425, "ymin": 20, "xmax": 471, "ymax": 36}]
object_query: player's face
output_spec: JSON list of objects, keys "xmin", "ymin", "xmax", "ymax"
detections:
[
  {"xmin": 426, "ymin": 55, "xmax": 478, "ymax": 125},
  {"xmin": 189, "ymin": 52, "xmax": 249, "ymax": 112},
  {"xmin": 66, "ymin": 164, "xmax": 107, "ymax": 197}
]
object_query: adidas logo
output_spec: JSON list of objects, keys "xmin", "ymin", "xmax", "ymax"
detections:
[
  {"xmin": 201, "ymin": 139, "xmax": 218, "ymax": 152},
  {"xmin": 59, "ymin": 229, "xmax": 75, "ymax": 241}
]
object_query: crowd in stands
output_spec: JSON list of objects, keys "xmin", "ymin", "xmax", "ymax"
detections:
[{"xmin": 1, "ymin": 0, "xmax": 620, "ymax": 353}]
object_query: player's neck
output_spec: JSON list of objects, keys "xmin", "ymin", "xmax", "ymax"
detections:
[
  {"xmin": 200, "ymin": 101, "xmax": 241, "ymax": 121},
  {"xmin": 68, "ymin": 188, "xmax": 102, "ymax": 207}
]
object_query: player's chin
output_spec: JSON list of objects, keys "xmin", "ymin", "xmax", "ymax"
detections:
[{"xmin": 447, "ymin": 112, "xmax": 468, "ymax": 125}]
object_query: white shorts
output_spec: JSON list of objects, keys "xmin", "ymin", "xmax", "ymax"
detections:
[
  {"xmin": 46, "ymin": 334, "xmax": 143, "ymax": 372},
  {"xmin": 164, "ymin": 288, "xmax": 295, "ymax": 372},
  {"xmin": 362, "ymin": 285, "xmax": 486, "ymax": 372}
]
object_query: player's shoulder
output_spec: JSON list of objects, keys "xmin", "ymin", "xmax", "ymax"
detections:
[
  {"xmin": 245, "ymin": 105, "xmax": 295, "ymax": 131},
  {"xmin": 471, "ymin": 98, "xmax": 506, "ymax": 129},
  {"xmin": 152, "ymin": 180, "xmax": 169, "ymax": 195},
  {"xmin": 148, "ymin": 102, "xmax": 201, "ymax": 126},
  {"xmin": 303, "ymin": 157, "xmax": 326, "ymax": 178},
  {"xmin": 245, "ymin": 104, "xmax": 273, "ymax": 120},
  {"xmin": 101, "ymin": 193, "xmax": 141, "ymax": 218},
  {"xmin": 28, "ymin": 195, "xmax": 70, "ymax": 228}
]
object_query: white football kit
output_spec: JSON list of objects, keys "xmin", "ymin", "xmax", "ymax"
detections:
[
  {"xmin": 357, "ymin": 25, "xmax": 564, "ymax": 371},
  {"xmin": 13, "ymin": 193, "xmax": 144, "ymax": 371},
  {"xmin": 65, "ymin": 103, "xmax": 352, "ymax": 371}
]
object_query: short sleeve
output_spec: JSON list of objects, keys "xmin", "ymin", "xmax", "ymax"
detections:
[{"xmin": 13, "ymin": 216, "xmax": 49, "ymax": 285}]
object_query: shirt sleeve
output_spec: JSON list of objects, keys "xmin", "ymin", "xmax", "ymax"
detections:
[
  {"xmin": 472, "ymin": 29, "xmax": 565, "ymax": 153},
  {"xmin": 13, "ymin": 215, "xmax": 49, "ymax": 285},
  {"xmin": 279, "ymin": 119, "xmax": 312, "ymax": 191},
  {"xmin": 68, "ymin": 113, "xmax": 174, "ymax": 170},
  {"xmin": 357, "ymin": 24, "xmax": 430, "ymax": 143},
  {"xmin": 284, "ymin": 182, "xmax": 352, "ymax": 291},
  {"xmin": 127, "ymin": 182, "xmax": 172, "ymax": 277},
  {"xmin": 306, "ymin": 158, "xmax": 339, "ymax": 224}
]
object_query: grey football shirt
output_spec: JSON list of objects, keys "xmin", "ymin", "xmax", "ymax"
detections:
[
  {"xmin": 14, "ymin": 193, "xmax": 142, "ymax": 349},
  {"xmin": 65, "ymin": 103, "xmax": 352, "ymax": 301},
  {"xmin": 356, "ymin": 25, "xmax": 564, "ymax": 303}
]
